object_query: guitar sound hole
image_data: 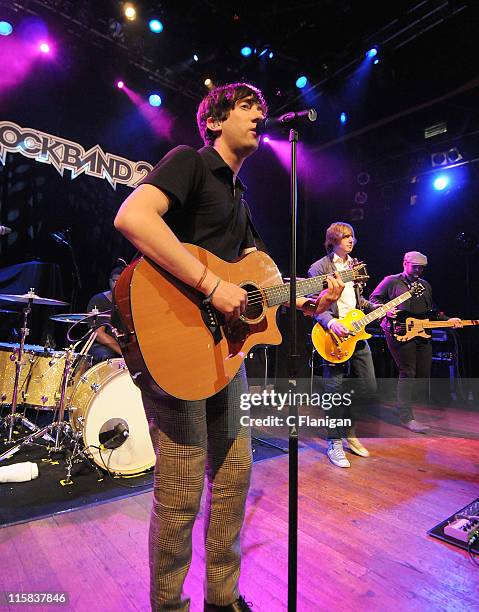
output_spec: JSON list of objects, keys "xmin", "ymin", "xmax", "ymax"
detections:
[{"xmin": 243, "ymin": 283, "xmax": 265, "ymax": 321}]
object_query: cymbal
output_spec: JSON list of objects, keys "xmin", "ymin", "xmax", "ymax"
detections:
[
  {"xmin": 0, "ymin": 292, "xmax": 69, "ymax": 306},
  {"xmin": 50, "ymin": 311, "xmax": 111, "ymax": 323}
]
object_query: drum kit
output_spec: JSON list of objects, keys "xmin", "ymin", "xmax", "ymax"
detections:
[{"xmin": 0, "ymin": 289, "xmax": 155, "ymax": 484}]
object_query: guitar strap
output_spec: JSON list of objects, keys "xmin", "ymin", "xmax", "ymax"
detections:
[{"xmin": 242, "ymin": 198, "xmax": 269, "ymax": 254}]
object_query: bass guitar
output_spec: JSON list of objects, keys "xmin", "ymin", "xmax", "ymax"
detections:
[
  {"xmin": 113, "ymin": 245, "xmax": 369, "ymax": 400},
  {"xmin": 393, "ymin": 312, "xmax": 479, "ymax": 342},
  {"xmin": 311, "ymin": 282, "xmax": 425, "ymax": 364}
]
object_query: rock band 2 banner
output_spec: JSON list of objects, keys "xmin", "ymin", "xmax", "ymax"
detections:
[{"xmin": 0, "ymin": 121, "xmax": 153, "ymax": 190}]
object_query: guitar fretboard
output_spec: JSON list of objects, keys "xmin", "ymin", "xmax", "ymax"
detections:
[
  {"xmin": 421, "ymin": 319, "xmax": 478, "ymax": 328},
  {"xmin": 264, "ymin": 269, "xmax": 358, "ymax": 307},
  {"xmin": 350, "ymin": 291, "xmax": 413, "ymax": 331}
]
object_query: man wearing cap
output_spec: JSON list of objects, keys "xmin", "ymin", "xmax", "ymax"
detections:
[{"xmin": 369, "ymin": 251, "xmax": 462, "ymax": 432}]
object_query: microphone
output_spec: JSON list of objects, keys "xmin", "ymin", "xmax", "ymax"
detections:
[
  {"xmin": 256, "ymin": 109, "xmax": 317, "ymax": 134},
  {"xmin": 0, "ymin": 225, "xmax": 12, "ymax": 236},
  {"xmin": 50, "ymin": 231, "xmax": 70, "ymax": 247}
]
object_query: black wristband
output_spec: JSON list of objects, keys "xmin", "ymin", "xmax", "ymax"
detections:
[{"xmin": 202, "ymin": 278, "xmax": 221, "ymax": 305}]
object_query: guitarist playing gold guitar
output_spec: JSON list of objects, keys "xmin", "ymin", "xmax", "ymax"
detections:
[{"xmin": 308, "ymin": 221, "xmax": 379, "ymax": 469}]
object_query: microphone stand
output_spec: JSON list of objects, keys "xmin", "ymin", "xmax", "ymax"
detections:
[
  {"xmin": 64, "ymin": 230, "xmax": 82, "ymax": 313},
  {"xmin": 287, "ymin": 127, "xmax": 300, "ymax": 611}
]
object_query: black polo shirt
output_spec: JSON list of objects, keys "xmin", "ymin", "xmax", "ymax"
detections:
[{"xmin": 138, "ymin": 145, "xmax": 255, "ymax": 262}]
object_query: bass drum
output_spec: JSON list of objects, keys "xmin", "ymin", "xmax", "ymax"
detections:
[{"xmin": 69, "ymin": 359, "xmax": 155, "ymax": 476}]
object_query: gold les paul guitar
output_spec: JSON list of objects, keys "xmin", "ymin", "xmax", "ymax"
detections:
[
  {"xmin": 312, "ymin": 282, "xmax": 425, "ymax": 364},
  {"xmin": 113, "ymin": 245, "xmax": 368, "ymax": 401}
]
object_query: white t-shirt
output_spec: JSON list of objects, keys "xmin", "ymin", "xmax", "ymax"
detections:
[{"xmin": 327, "ymin": 253, "xmax": 356, "ymax": 327}]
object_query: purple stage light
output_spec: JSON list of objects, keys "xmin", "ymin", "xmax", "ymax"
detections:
[
  {"xmin": 263, "ymin": 136, "xmax": 270, "ymax": 143},
  {"xmin": 116, "ymin": 80, "xmax": 125, "ymax": 89},
  {"xmin": 39, "ymin": 41, "xmax": 50, "ymax": 54}
]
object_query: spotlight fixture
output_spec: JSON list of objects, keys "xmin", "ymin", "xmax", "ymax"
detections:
[
  {"xmin": 340, "ymin": 112, "xmax": 347, "ymax": 124},
  {"xmin": 0, "ymin": 21, "xmax": 13, "ymax": 36},
  {"xmin": 149, "ymin": 19, "xmax": 163, "ymax": 33},
  {"xmin": 204, "ymin": 78, "xmax": 214, "ymax": 89},
  {"xmin": 433, "ymin": 175, "xmax": 450, "ymax": 191},
  {"xmin": 116, "ymin": 80, "xmax": 125, "ymax": 89},
  {"xmin": 241, "ymin": 46, "xmax": 252, "ymax": 57},
  {"xmin": 124, "ymin": 3, "xmax": 137, "ymax": 21},
  {"xmin": 268, "ymin": 51, "xmax": 274, "ymax": 59},
  {"xmin": 263, "ymin": 136, "xmax": 270, "ymax": 143},
  {"xmin": 295, "ymin": 75, "xmax": 308, "ymax": 89},
  {"xmin": 149, "ymin": 94, "xmax": 162, "ymax": 107},
  {"xmin": 193, "ymin": 54, "xmax": 199, "ymax": 62},
  {"xmin": 366, "ymin": 47, "xmax": 378, "ymax": 59},
  {"xmin": 39, "ymin": 41, "xmax": 51, "ymax": 54},
  {"xmin": 431, "ymin": 147, "xmax": 462, "ymax": 168}
]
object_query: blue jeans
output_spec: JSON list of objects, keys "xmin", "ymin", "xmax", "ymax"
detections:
[{"xmin": 322, "ymin": 340, "xmax": 377, "ymax": 439}]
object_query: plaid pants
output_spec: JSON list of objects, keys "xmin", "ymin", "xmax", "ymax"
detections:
[{"xmin": 142, "ymin": 365, "xmax": 252, "ymax": 611}]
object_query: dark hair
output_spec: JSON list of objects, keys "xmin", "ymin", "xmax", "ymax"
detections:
[
  {"xmin": 196, "ymin": 82, "xmax": 268, "ymax": 145},
  {"xmin": 324, "ymin": 222, "xmax": 357, "ymax": 253},
  {"xmin": 110, "ymin": 260, "xmax": 126, "ymax": 280}
]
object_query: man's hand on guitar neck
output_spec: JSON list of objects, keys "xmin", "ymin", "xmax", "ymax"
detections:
[
  {"xmin": 301, "ymin": 273, "xmax": 345, "ymax": 317},
  {"xmin": 448, "ymin": 317, "xmax": 463, "ymax": 328}
]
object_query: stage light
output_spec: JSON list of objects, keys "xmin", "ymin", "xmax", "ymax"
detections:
[
  {"xmin": 204, "ymin": 78, "xmax": 214, "ymax": 89},
  {"xmin": 340, "ymin": 112, "xmax": 347, "ymax": 124},
  {"xmin": 0, "ymin": 21, "xmax": 13, "ymax": 36},
  {"xmin": 295, "ymin": 75, "xmax": 308, "ymax": 89},
  {"xmin": 433, "ymin": 175, "xmax": 450, "ymax": 191},
  {"xmin": 263, "ymin": 136, "xmax": 270, "ymax": 143},
  {"xmin": 149, "ymin": 19, "xmax": 163, "ymax": 33},
  {"xmin": 116, "ymin": 80, "xmax": 125, "ymax": 89},
  {"xmin": 149, "ymin": 94, "xmax": 162, "ymax": 107},
  {"xmin": 366, "ymin": 47, "xmax": 378, "ymax": 59},
  {"xmin": 241, "ymin": 46, "xmax": 252, "ymax": 57},
  {"xmin": 124, "ymin": 4, "xmax": 137, "ymax": 20},
  {"xmin": 268, "ymin": 51, "xmax": 274, "ymax": 59},
  {"xmin": 193, "ymin": 54, "xmax": 199, "ymax": 62},
  {"xmin": 258, "ymin": 48, "xmax": 268, "ymax": 57},
  {"xmin": 374, "ymin": 58, "xmax": 379, "ymax": 65},
  {"xmin": 39, "ymin": 41, "xmax": 51, "ymax": 54}
]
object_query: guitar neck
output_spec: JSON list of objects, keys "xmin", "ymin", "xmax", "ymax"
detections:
[
  {"xmin": 421, "ymin": 319, "xmax": 479, "ymax": 329},
  {"xmin": 351, "ymin": 292, "xmax": 413, "ymax": 331},
  {"xmin": 264, "ymin": 269, "xmax": 358, "ymax": 307}
]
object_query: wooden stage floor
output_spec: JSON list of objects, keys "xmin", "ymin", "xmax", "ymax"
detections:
[{"xmin": 1, "ymin": 409, "xmax": 478, "ymax": 611}]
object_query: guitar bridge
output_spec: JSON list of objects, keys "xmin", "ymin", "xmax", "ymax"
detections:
[{"xmin": 201, "ymin": 304, "xmax": 223, "ymax": 344}]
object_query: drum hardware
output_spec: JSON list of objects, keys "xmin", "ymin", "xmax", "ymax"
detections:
[{"xmin": 0, "ymin": 289, "xmax": 68, "ymax": 445}]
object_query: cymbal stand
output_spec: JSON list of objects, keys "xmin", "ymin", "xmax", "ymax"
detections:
[{"xmin": 2, "ymin": 290, "xmax": 47, "ymax": 444}]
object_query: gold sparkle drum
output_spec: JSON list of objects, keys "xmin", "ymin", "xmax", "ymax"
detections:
[
  {"xmin": 0, "ymin": 342, "xmax": 36, "ymax": 405},
  {"xmin": 25, "ymin": 350, "xmax": 91, "ymax": 409},
  {"xmin": 69, "ymin": 359, "xmax": 155, "ymax": 476}
]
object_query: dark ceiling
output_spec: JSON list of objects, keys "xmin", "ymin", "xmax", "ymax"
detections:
[{"xmin": 3, "ymin": 0, "xmax": 479, "ymax": 160}]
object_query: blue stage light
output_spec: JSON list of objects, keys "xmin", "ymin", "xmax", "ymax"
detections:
[
  {"xmin": 268, "ymin": 51, "xmax": 274, "ymax": 59},
  {"xmin": 296, "ymin": 75, "xmax": 308, "ymax": 89},
  {"xmin": 374, "ymin": 58, "xmax": 379, "ymax": 65},
  {"xmin": 241, "ymin": 46, "xmax": 252, "ymax": 57},
  {"xmin": 340, "ymin": 112, "xmax": 347, "ymax": 124},
  {"xmin": 366, "ymin": 47, "xmax": 378, "ymax": 59},
  {"xmin": 0, "ymin": 21, "xmax": 13, "ymax": 36},
  {"xmin": 433, "ymin": 175, "xmax": 449, "ymax": 191},
  {"xmin": 149, "ymin": 94, "xmax": 162, "ymax": 107},
  {"xmin": 149, "ymin": 19, "xmax": 164, "ymax": 33}
]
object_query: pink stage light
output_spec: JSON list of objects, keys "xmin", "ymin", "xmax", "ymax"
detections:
[
  {"xmin": 116, "ymin": 80, "xmax": 125, "ymax": 89},
  {"xmin": 263, "ymin": 136, "xmax": 270, "ymax": 143},
  {"xmin": 39, "ymin": 41, "xmax": 50, "ymax": 54}
]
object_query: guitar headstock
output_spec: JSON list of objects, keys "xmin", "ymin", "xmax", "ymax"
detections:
[
  {"xmin": 410, "ymin": 281, "xmax": 426, "ymax": 297},
  {"xmin": 350, "ymin": 261, "xmax": 369, "ymax": 284}
]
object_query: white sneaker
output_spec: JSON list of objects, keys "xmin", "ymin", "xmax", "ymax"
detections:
[
  {"xmin": 327, "ymin": 440, "xmax": 351, "ymax": 468},
  {"xmin": 345, "ymin": 436, "xmax": 370, "ymax": 457},
  {"xmin": 403, "ymin": 419, "xmax": 430, "ymax": 433}
]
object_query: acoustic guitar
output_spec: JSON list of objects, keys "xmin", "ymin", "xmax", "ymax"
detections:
[
  {"xmin": 311, "ymin": 282, "xmax": 425, "ymax": 364},
  {"xmin": 393, "ymin": 312, "xmax": 479, "ymax": 342},
  {"xmin": 113, "ymin": 244, "xmax": 368, "ymax": 400}
]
